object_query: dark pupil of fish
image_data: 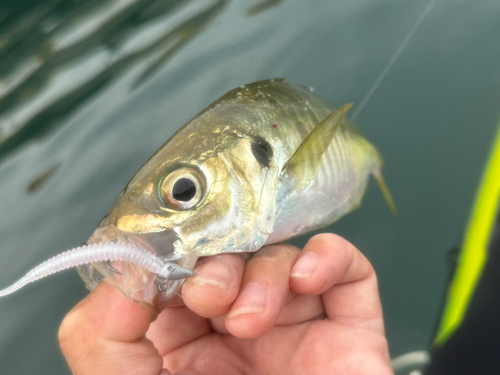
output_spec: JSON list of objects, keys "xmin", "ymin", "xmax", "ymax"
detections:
[{"xmin": 172, "ymin": 178, "xmax": 196, "ymax": 201}]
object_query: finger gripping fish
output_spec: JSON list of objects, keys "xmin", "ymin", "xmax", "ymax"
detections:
[{"xmin": 0, "ymin": 79, "xmax": 395, "ymax": 311}]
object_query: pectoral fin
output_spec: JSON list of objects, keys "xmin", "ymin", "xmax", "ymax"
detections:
[{"xmin": 283, "ymin": 103, "xmax": 353, "ymax": 188}]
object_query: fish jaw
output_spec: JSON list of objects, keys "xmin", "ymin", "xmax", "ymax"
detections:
[{"xmin": 77, "ymin": 218, "xmax": 198, "ymax": 311}]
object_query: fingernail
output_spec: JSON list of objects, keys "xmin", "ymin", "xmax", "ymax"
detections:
[
  {"xmin": 290, "ymin": 252, "xmax": 319, "ymax": 278},
  {"xmin": 228, "ymin": 282, "xmax": 267, "ymax": 318},
  {"xmin": 190, "ymin": 258, "xmax": 232, "ymax": 290}
]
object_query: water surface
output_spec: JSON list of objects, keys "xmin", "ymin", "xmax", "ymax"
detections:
[{"xmin": 0, "ymin": 0, "xmax": 499, "ymax": 373}]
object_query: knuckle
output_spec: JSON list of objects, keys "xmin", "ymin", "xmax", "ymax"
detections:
[
  {"xmin": 58, "ymin": 310, "xmax": 79, "ymax": 347},
  {"xmin": 59, "ymin": 308, "xmax": 103, "ymax": 371},
  {"xmin": 242, "ymin": 245, "xmax": 300, "ymax": 283},
  {"xmin": 58, "ymin": 306, "xmax": 94, "ymax": 352},
  {"xmin": 312, "ymin": 232, "xmax": 349, "ymax": 247},
  {"xmin": 310, "ymin": 233, "xmax": 359, "ymax": 261},
  {"xmin": 253, "ymin": 243, "xmax": 300, "ymax": 262}
]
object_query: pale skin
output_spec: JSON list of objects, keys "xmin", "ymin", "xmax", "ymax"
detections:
[{"xmin": 59, "ymin": 233, "xmax": 394, "ymax": 375}]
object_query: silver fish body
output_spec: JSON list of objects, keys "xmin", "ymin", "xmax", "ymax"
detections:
[{"xmin": 78, "ymin": 79, "xmax": 390, "ymax": 311}]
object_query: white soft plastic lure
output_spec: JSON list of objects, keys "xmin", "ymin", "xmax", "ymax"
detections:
[
  {"xmin": 0, "ymin": 243, "xmax": 194, "ymax": 298},
  {"xmin": 0, "ymin": 79, "xmax": 395, "ymax": 312}
]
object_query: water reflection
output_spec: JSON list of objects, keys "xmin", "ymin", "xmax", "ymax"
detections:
[
  {"xmin": 246, "ymin": 0, "xmax": 284, "ymax": 17},
  {"xmin": 26, "ymin": 164, "xmax": 59, "ymax": 193},
  {"xmin": 133, "ymin": 0, "xmax": 229, "ymax": 86},
  {"xmin": 0, "ymin": 0, "xmax": 228, "ymax": 162}
]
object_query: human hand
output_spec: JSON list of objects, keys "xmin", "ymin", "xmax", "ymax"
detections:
[{"xmin": 59, "ymin": 233, "xmax": 393, "ymax": 375}]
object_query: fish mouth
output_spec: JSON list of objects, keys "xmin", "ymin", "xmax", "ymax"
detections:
[
  {"xmin": 80, "ymin": 222, "xmax": 197, "ymax": 311},
  {"xmin": 88, "ymin": 224, "xmax": 178, "ymax": 258}
]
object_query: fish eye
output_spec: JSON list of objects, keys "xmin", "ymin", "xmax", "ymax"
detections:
[
  {"xmin": 159, "ymin": 168, "xmax": 205, "ymax": 210},
  {"xmin": 172, "ymin": 178, "xmax": 196, "ymax": 201}
]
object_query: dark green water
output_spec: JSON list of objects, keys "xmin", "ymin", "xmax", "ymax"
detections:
[{"xmin": 0, "ymin": 0, "xmax": 499, "ymax": 373}]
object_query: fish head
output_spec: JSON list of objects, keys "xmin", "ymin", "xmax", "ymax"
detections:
[{"xmin": 79, "ymin": 111, "xmax": 279, "ymax": 311}]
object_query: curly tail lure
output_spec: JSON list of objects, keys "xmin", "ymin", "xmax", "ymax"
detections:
[{"xmin": 0, "ymin": 243, "xmax": 195, "ymax": 297}]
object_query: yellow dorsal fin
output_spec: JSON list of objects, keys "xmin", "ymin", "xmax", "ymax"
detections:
[
  {"xmin": 373, "ymin": 169, "xmax": 398, "ymax": 217},
  {"xmin": 284, "ymin": 103, "xmax": 353, "ymax": 188}
]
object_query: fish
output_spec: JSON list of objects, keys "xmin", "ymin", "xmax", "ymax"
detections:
[{"xmin": 0, "ymin": 78, "xmax": 395, "ymax": 312}]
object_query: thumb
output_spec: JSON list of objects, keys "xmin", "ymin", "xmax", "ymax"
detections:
[{"xmin": 59, "ymin": 282, "xmax": 164, "ymax": 375}]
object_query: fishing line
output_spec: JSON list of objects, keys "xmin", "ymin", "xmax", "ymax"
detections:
[
  {"xmin": 172, "ymin": 289, "xmax": 184, "ymax": 300},
  {"xmin": 351, "ymin": 0, "xmax": 437, "ymax": 121}
]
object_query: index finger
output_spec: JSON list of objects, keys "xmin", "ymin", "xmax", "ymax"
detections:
[{"xmin": 289, "ymin": 233, "xmax": 384, "ymax": 334}]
